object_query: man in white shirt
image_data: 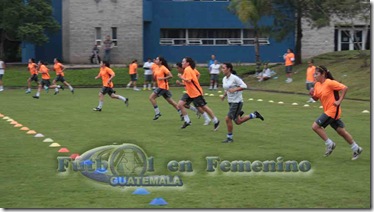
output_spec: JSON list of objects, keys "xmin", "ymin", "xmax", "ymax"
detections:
[
  {"xmin": 209, "ymin": 60, "xmax": 220, "ymax": 90},
  {"xmin": 0, "ymin": 59, "xmax": 5, "ymax": 91},
  {"xmin": 143, "ymin": 58, "xmax": 153, "ymax": 90},
  {"xmin": 257, "ymin": 64, "xmax": 272, "ymax": 82},
  {"xmin": 220, "ymin": 62, "xmax": 264, "ymax": 143}
]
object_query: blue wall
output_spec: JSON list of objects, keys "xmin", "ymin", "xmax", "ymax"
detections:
[
  {"xmin": 143, "ymin": 0, "xmax": 295, "ymax": 64},
  {"xmin": 22, "ymin": 0, "xmax": 62, "ymax": 64}
]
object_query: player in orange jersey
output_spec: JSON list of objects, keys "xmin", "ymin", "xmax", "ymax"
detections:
[
  {"xmin": 126, "ymin": 59, "xmax": 140, "ymax": 91},
  {"xmin": 310, "ymin": 65, "xmax": 363, "ymax": 160},
  {"xmin": 32, "ymin": 61, "xmax": 63, "ymax": 99},
  {"xmin": 305, "ymin": 59, "xmax": 316, "ymax": 103},
  {"xmin": 93, "ymin": 61, "xmax": 129, "ymax": 111},
  {"xmin": 283, "ymin": 48, "xmax": 295, "ymax": 83},
  {"xmin": 26, "ymin": 58, "xmax": 39, "ymax": 94},
  {"xmin": 52, "ymin": 58, "xmax": 74, "ymax": 95}
]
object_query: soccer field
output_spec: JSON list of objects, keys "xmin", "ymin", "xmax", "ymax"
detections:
[{"xmin": 0, "ymin": 87, "xmax": 370, "ymax": 208}]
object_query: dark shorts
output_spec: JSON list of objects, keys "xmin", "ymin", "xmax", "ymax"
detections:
[
  {"xmin": 180, "ymin": 93, "xmax": 195, "ymax": 106},
  {"xmin": 29, "ymin": 74, "xmax": 38, "ymax": 82},
  {"xmin": 144, "ymin": 74, "xmax": 153, "ymax": 82},
  {"xmin": 285, "ymin": 66, "xmax": 293, "ymax": 73},
  {"xmin": 0, "ymin": 74, "xmax": 3, "ymax": 80},
  {"xmin": 54, "ymin": 75, "xmax": 66, "ymax": 83},
  {"xmin": 227, "ymin": 102, "xmax": 243, "ymax": 121},
  {"xmin": 315, "ymin": 113, "xmax": 345, "ymax": 130},
  {"xmin": 40, "ymin": 79, "xmax": 51, "ymax": 87},
  {"xmin": 130, "ymin": 74, "xmax": 137, "ymax": 81},
  {"xmin": 101, "ymin": 86, "xmax": 116, "ymax": 96},
  {"xmin": 210, "ymin": 74, "xmax": 219, "ymax": 81},
  {"xmin": 154, "ymin": 88, "xmax": 172, "ymax": 99},
  {"xmin": 306, "ymin": 82, "xmax": 314, "ymax": 91},
  {"xmin": 192, "ymin": 95, "xmax": 207, "ymax": 107}
]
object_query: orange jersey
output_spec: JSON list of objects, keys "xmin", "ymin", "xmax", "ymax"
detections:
[
  {"xmin": 54, "ymin": 62, "xmax": 64, "ymax": 76},
  {"xmin": 28, "ymin": 63, "xmax": 38, "ymax": 75},
  {"xmin": 151, "ymin": 63, "xmax": 158, "ymax": 72},
  {"xmin": 182, "ymin": 66, "xmax": 203, "ymax": 98},
  {"xmin": 153, "ymin": 65, "xmax": 171, "ymax": 90},
  {"xmin": 193, "ymin": 69, "xmax": 200, "ymax": 78},
  {"xmin": 306, "ymin": 65, "xmax": 316, "ymax": 82},
  {"xmin": 98, "ymin": 67, "xmax": 115, "ymax": 88},
  {"xmin": 39, "ymin": 64, "xmax": 50, "ymax": 80},
  {"xmin": 129, "ymin": 63, "xmax": 138, "ymax": 75},
  {"xmin": 285, "ymin": 53, "xmax": 295, "ymax": 66},
  {"xmin": 313, "ymin": 79, "xmax": 347, "ymax": 119}
]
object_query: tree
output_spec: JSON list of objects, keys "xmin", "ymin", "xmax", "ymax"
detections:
[
  {"xmin": 272, "ymin": 0, "xmax": 369, "ymax": 65},
  {"xmin": 228, "ymin": 0, "xmax": 272, "ymax": 72},
  {"xmin": 0, "ymin": 0, "xmax": 60, "ymax": 60}
]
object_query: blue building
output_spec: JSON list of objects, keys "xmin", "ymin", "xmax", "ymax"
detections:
[{"xmin": 143, "ymin": 0, "xmax": 294, "ymax": 64}]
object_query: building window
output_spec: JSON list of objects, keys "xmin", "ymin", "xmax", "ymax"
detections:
[
  {"xmin": 160, "ymin": 29, "xmax": 270, "ymax": 46},
  {"xmin": 95, "ymin": 27, "xmax": 102, "ymax": 46},
  {"xmin": 335, "ymin": 25, "xmax": 370, "ymax": 51},
  {"xmin": 111, "ymin": 27, "xmax": 118, "ymax": 47}
]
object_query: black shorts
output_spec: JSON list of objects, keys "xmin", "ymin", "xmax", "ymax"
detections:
[
  {"xmin": 130, "ymin": 74, "xmax": 137, "ymax": 81},
  {"xmin": 315, "ymin": 113, "xmax": 345, "ymax": 130},
  {"xmin": 101, "ymin": 86, "xmax": 116, "ymax": 96},
  {"xmin": 154, "ymin": 88, "xmax": 172, "ymax": 99},
  {"xmin": 227, "ymin": 102, "xmax": 243, "ymax": 121},
  {"xmin": 285, "ymin": 66, "xmax": 293, "ymax": 73},
  {"xmin": 40, "ymin": 79, "xmax": 51, "ymax": 87},
  {"xmin": 192, "ymin": 95, "xmax": 207, "ymax": 107},
  {"xmin": 306, "ymin": 82, "xmax": 314, "ymax": 91},
  {"xmin": 54, "ymin": 75, "xmax": 65, "ymax": 83},
  {"xmin": 144, "ymin": 75, "xmax": 153, "ymax": 82},
  {"xmin": 29, "ymin": 74, "xmax": 38, "ymax": 82},
  {"xmin": 180, "ymin": 93, "xmax": 195, "ymax": 106}
]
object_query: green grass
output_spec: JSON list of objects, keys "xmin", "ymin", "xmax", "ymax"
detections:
[{"xmin": 0, "ymin": 87, "xmax": 370, "ymax": 208}]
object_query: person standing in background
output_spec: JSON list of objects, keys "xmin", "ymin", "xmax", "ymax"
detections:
[
  {"xmin": 143, "ymin": 58, "xmax": 153, "ymax": 91},
  {"xmin": 209, "ymin": 60, "xmax": 220, "ymax": 90},
  {"xmin": 283, "ymin": 48, "xmax": 295, "ymax": 83},
  {"xmin": 126, "ymin": 59, "xmax": 140, "ymax": 91},
  {"xmin": 0, "ymin": 58, "xmax": 5, "ymax": 91},
  {"xmin": 306, "ymin": 59, "xmax": 316, "ymax": 103}
]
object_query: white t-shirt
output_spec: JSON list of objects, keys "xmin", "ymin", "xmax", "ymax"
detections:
[
  {"xmin": 262, "ymin": 68, "xmax": 272, "ymax": 77},
  {"xmin": 222, "ymin": 74, "xmax": 247, "ymax": 103},
  {"xmin": 0, "ymin": 61, "xmax": 4, "ymax": 75},
  {"xmin": 209, "ymin": 63, "xmax": 220, "ymax": 75},
  {"xmin": 143, "ymin": 61, "xmax": 153, "ymax": 75}
]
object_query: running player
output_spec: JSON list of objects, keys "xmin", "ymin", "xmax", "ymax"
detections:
[
  {"xmin": 32, "ymin": 61, "xmax": 62, "ymax": 99},
  {"xmin": 52, "ymin": 58, "xmax": 74, "ymax": 95},
  {"xmin": 26, "ymin": 58, "xmax": 38, "ymax": 94}
]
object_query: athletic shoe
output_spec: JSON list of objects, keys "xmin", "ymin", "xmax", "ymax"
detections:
[
  {"xmin": 307, "ymin": 98, "xmax": 316, "ymax": 103},
  {"xmin": 238, "ymin": 111, "xmax": 244, "ymax": 117},
  {"xmin": 204, "ymin": 119, "xmax": 211, "ymax": 126},
  {"xmin": 213, "ymin": 120, "xmax": 220, "ymax": 131},
  {"xmin": 352, "ymin": 147, "xmax": 363, "ymax": 160},
  {"xmin": 0, "ymin": 88, "xmax": 3, "ymax": 92},
  {"xmin": 254, "ymin": 111, "xmax": 264, "ymax": 121},
  {"xmin": 133, "ymin": 88, "xmax": 140, "ymax": 91},
  {"xmin": 71, "ymin": 89, "xmax": 74, "ymax": 94},
  {"xmin": 222, "ymin": 138, "xmax": 234, "ymax": 143},
  {"xmin": 32, "ymin": 95, "xmax": 39, "ymax": 99},
  {"xmin": 25, "ymin": 90, "xmax": 31, "ymax": 94},
  {"xmin": 324, "ymin": 142, "xmax": 336, "ymax": 157},
  {"xmin": 142, "ymin": 88, "xmax": 147, "ymax": 91},
  {"xmin": 93, "ymin": 107, "xmax": 102, "ymax": 112},
  {"xmin": 125, "ymin": 98, "xmax": 129, "ymax": 107},
  {"xmin": 181, "ymin": 121, "xmax": 191, "ymax": 129},
  {"xmin": 147, "ymin": 87, "xmax": 151, "ymax": 91},
  {"xmin": 60, "ymin": 85, "xmax": 64, "ymax": 90},
  {"xmin": 54, "ymin": 91, "xmax": 59, "ymax": 95},
  {"xmin": 153, "ymin": 113, "xmax": 161, "ymax": 120}
]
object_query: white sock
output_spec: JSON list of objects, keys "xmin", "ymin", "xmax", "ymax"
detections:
[
  {"xmin": 127, "ymin": 83, "xmax": 131, "ymax": 87},
  {"xmin": 68, "ymin": 85, "xmax": 73, "ymax": 90},
  {"xmin": 189, "ymin": 106, "xmax": 198, "ymax": 112},
  {"xmin": 148, "ymin": 84, "xmax": 152, "ymax": 89},
  {"xmin": 55, "ymin": 88, "xmax": 58, "ymax": 92},
  {"xmin": 203, "ymin": 112, "xmax": 210, "ymax": 121},
  {"xmin": 98, "ymin": 100, "xmax": 103, "ymax": 109},
  {"xmin": 325, "ymin": 138, "xmax": 333, "ymax": 146},
  {"xmin": 154, "ymin": 106, "xmax": 160, "ymax": 115},
  {"xmin": 27, "ymin": 88, "xmax": 31, "ymax": 91},
  {"xmin": 212, "ymin": 117, "xmax": 218, "ymax": 124},
  {"xmin": 350, "ymin": 142, "xmax": 359, "ymax": 152},
  {"xmin": 36, "ymin": 91, "xmax": 40, "ymax": 97},
  {"xmin": 184, "ymin": 115, "xmax": 191, "ymax": 123},
  {"xmin": 118, "ymin": 95, "xmax": 127, "ymax": 102},
  {"xmin": 143, "ymin": 84, "xmax": 146, "ymax": 89}
]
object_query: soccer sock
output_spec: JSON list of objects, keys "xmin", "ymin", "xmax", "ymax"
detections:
[
  {"xmin": 118, "ymin": 95, "xmax": 127, "ymax": 102},
  {"xmin": 212, "ymin": 117, "xmax": 218, "ymax": 124},
  {"xmin": 227, "ymin": 133, "xmax": 233, "ymax": 139},
  {"xmin": 55, "ymin": 88, "xmax": 59, "ymax": 92},
  {"xmin": 154, "ymin": 105, "xmax": 160, "ymax": 114},
  {"xmin": 27, "ymin": 88, "xmax": 31, "ymax": 91},
  {"xmin": 325, "ymin": 138, "xmax": 333, "ymax": 146},
  {"xmin": 189, "ymin": 106, "xmax": 198, "ymax": 112},
  {"xmin": 36, "ymin": 91, "xmax": 40, "ymax": 97},
  {"xmin": 350, "ymin": 142, "xmax": 359, "ymax": 152},
  {"xmin": 127, "ymin": 82, "xmax": 131, "ymax": 87},
  {"xmin": 203, "ymin": 112, "xmax": 210, "ymax": 121},
  {"xmin": 184, "ymin": 115, "xmax": 191, "ymax": 123},
  {"xmin": 148, "ymin": 83, "xmax": 152, "ymax": 89},
  {"xmin": 68, "ymin": 85, "xmax": 73, "ymax": 91},
  {"xmin": 249, "ymin": 113, "xmax": 256, "ymax": 119},
  {"xmin": 98, "ymin": 100, "xmax": 103, "ymax": 109},
  {"xmin": 143, "ymin": 84, "xmax": 146, "ymax": 89}
]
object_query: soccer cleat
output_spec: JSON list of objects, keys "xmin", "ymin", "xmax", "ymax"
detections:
[
  {"xmin": 32, "ymin": 95, "xmax": 39, "ymax": 99},
  {"xmin": 60, "ymin": 85, "xmax": 64, "ymax": 90},
  {"xmin": 54, "ymin": 91, "xmax": 59, "ymax": 95},
  {"xmin": 213, "ymin": 120, "xmax": 220, "ymax": 131},
  {"xmin": 324, "ymin": 142, "xmax": 336, "ymax": 157},
  {"xmin": 71, "ymin": 89, "xmax": 74, "ymax": 94},
  {"xmin": 180, "ymin": 114, "xmax": 184, "ymax": 121},
  {"xmin": 125, "ymin": 98, "xmax": 129, "ymax": 107},
  {"xmin": 352, "ymin": 147, "xmax": 363, "ymax": 160},
  {"xmin": 204, "ymin": 119, "xmax": 211, "ymax": 126},
  {"xmin": 222, "ymin": 137, "xmax": 234, "ymax": 143},
  {"xmin": 153, "ymin": 113, "xmax": 161, "ymax": 120},
  {"xmin": 93, "ymin": 107, "xmax": 102, "ymax": 112},
  {"xmin": 181, "ymin": 121, "xmax": 191, "ymax": 129},
  {"xmin": 254, "ymin": 111, "xmax": 264, "ymax": 121},
  {"xmin": 25, "ymin": 90, "xmax": 31, "ymax": 94}
]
